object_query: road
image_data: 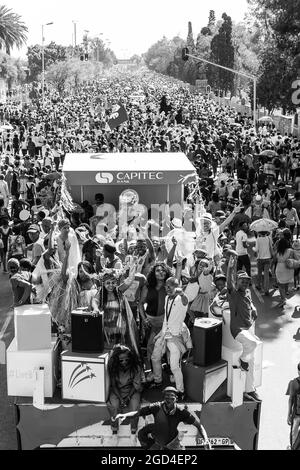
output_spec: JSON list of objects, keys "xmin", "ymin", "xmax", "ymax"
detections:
[{"xmin": 0, "ymin": 265, "xmax": 299, "ymax": 450}]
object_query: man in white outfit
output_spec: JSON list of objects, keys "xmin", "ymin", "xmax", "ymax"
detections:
[
  {"xmin": 227, "ymin": 257, "xmax": 261, "ymax": 402},
  {"xmin": 151, "ymin": 277, "xmax": 191, "ymax": 400}
]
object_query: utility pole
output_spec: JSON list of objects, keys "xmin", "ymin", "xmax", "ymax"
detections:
[
  {"xmin": 73, "ymin": 21, "xmax": 77, "ymax": 48},
  {"xmin": 41, "ymin": 22, "xmax": 53, "ymax": 110}
]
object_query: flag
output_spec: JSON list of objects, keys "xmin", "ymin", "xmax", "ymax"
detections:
[{"xmin": 107, "ymin": 103, "xmax": 128, "ymax": 130}]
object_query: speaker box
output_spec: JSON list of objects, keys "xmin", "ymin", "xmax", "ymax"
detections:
[
  {"xmin": 71, "ymin": 309, "xmax": 104, "ymax": 354},
  {"xmin": 193, "ymin": 318, "xmax": 222, "ymax": 367}
]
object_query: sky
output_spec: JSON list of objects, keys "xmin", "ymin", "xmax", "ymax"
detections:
[{"xmin": 8, "ymin": 0, "xmax": 249, "ymax": 59}]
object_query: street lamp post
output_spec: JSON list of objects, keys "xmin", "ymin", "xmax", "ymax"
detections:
[
  {"xmin": 42, "ymin": 22, "xmax": 53, "ymax": 109},
  {"xmin": 72, "ymin": 21, "xmax": 77, "ymax": 48},
  {"xmin": 185, "ymin": 52, "xmax": 258, "ymax": 130}
]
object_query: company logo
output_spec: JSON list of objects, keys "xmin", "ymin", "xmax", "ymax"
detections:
[
  {"xmin": 68, "ymin": 363, "xmax": 96, "ymax": 389},
  {"xmin": 95, "ymin": 172, "xmax": 114, "ymax": 184},
  {"xmin": 292, "ymin": 79, "xmax": 300, "ymax": 106},
  {"xmin": 116, "ymin": 172, "xmax": 164, "ymax": 183}
]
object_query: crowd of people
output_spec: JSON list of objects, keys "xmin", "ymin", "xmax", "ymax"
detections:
[{"xmin": 1, "ymin": 68, "xmax": 300, "ymax": 449}]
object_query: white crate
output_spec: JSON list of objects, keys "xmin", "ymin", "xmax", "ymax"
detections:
[
  {"xmin": 61, "ymin": 351, "xmax": 110, "ymax": 403},
  {"xmin": 14, "ymin": 304, "xmax": 51, "ymax": 351},
  {"xmin": 7, "ymin": 338, "xmax": 57, "ymax": 397}
]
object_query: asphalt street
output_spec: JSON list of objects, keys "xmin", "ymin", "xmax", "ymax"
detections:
[{"xmin": 0, "ymin": 263, "xmax": 299, "ymax": 450}]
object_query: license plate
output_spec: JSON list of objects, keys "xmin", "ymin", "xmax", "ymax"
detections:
[{"xmin": 196, "ymin": 437, "xmax": 234, "ymax": 446}]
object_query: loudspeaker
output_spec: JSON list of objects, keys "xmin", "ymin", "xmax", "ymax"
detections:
[
  {"xmin": 192, "ymin": 318, "xmax": 222, "ymax": 367},
  {"xmin": 71, "ymin": 309, "xmax": 104, "ymax": 354}
]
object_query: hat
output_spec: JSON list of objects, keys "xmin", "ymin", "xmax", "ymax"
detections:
[
  {"xmin": 171, "ymin": 218, "xmax": 183, "ymax": 229},
  {"xmin": 214, "ymin": 273, "xmax": 227, "ymax": 282},
  {"xmin": 237, "ymin": 271, "xmax": 251, "ymax": 280},
  {"xmin": 193, "ymin": 248, "xmax": 208, "ymax": 257},
  {"xmin": 215, "ymin": 210, "xmax": 226, "ymax": 219},
  {"xmin": 163, "ymin": 386, "xmax": 179, "ymax": 396},
  {"xmin": 103, "ymin": 242, "xmax": 116, "ymax": 254},
  {"xmin": 292, "ymin": 239, "xmax": 300, "ymax": 251},
  {"xmin": 202, "ymin": 212, "xmax": 213, "ymax": 221},
  {"xmin": 27, "ymin": 224, "xmax": 40, "ymax": 233}
]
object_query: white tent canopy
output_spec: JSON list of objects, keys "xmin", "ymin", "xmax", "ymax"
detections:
[{"xmin": 63, "ymin": 152, "xmax": 196, "ymax": 208}]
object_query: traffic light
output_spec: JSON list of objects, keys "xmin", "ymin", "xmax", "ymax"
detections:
[
  {"xmin": 182, "ymin": 47, "xmax": 189, "ymax": 61},
  {"xmin": 80, "ymin": 54, "xmax": 84, "ymax": 61},
  {"xmin": 85, "ymin": 53, "xmax": 89, "ymax": 61}
]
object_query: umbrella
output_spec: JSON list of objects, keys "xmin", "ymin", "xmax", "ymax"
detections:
[
  {"xmin": 0, "ymin": 124, "xmax": 13, "ymax": 131},
  {"xmin": 260, "ymin": 149, "xmax": 277, "ymax": 157},
  {"xmin": 250, "ymin": 219, "xmax": 278, "ymax": 233},
  {"xmin": 258, "ymin": 116, "xmax": 274, "ymax": 123}
]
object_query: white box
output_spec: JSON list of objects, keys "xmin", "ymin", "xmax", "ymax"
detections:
[
  {"xmin": 7, "ymin": 338, "xmax": 57, "ymax": 397},
  {"xmin": 222, "ymin": 346, "xmax": 243, "ymax": 397},
  {"xmin": 61, "ymin": 351, "xmax": 110, "ymax": 403},
  {"xmin": 183, "ymin": 360, "xmax": 227, "ymax": 403},
  {"xmin": 231, "ymin": 366, "xmax": 246, "ymax": 407},
  {"xmin": 14, "ymin": 304, "xmax": 52, "ymax": 350}
]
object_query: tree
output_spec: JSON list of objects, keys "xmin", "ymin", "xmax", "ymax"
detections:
[
  {"xmin": 208, "ymin": 10, "xmax": 216, "ymax": 30},
  {"xmin": 45, "ymin": 59, "xmax": 104, "ymax": 96},
  {"xmin": 0, "ymin": 52, "xmax": 26, "ymax": 90},
  {"xmin": 27, "ymin": 42, "xmax": 68, "ymax": 82},
  {"xmin": 207, "ymin": 13, "xmax": 235, "ymax": 94},
  {"xmin": 201, "ymin": 10, "xmax": 216, "ymax": 35},
  {"xmin": 186, "ymin": 21, "xmax": 195, "ymax": 53},
  {"xmin": 195, "ymin": 32, "xmax": 213, "ymax": 79},
  {"xmin": 144, "ymin": 36, "xmax": 182, "ymax": 75},
  {"xmin": 248, "ymin": 0, "xmax": 300, "ymax": 112},
  {"xmin": 0, "ymin": 5, "xmax": 27, "ymax": 55},
  {"xmin": 232, "ymin": 22, "xmax": 260, "ymax": 95}
]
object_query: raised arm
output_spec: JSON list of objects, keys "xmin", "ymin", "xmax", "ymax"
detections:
[
  {"xmin": 219, "ymin": 204, "xmax": 243, "ymax": 234},
  {"xmin": 227, "ymin": 255, "xmax": 237, "ymax": 291}
]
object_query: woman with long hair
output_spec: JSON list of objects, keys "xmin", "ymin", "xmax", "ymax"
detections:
[
  {"xmin": 275, "ymin": 238, "xmax": 296, "ymax": 307},
  {"xmin": 48, "ymin": 241, "xmax": 99, "ymax": 335},
  {"xmin": 107, "ymin": 344, "xmax": 143, "ymax": 434},
  {"xmin": 139, "ymin": 262, "xmax": 173, "ymax": 377},
  {"xmin": 98, "ymin": 262, "xmax": 138, "ymax": 354}
]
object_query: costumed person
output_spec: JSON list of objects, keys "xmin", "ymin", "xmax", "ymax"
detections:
[
  {"xmin": 151, "ymin": 277, "xmax": 191, "ymax": 399},
  {"xmin": 194, "ymin": 205, "xmax": 242, "ymax": 265},
  {"xmin": 114, "ymin": 386, "xmax": 211, "ymax": 450},
  {"xmin": 97, "ymin": 261, "xmax": 139, "ymax": 354},
  {"xmin": 209, "ymin": 272, "xmax": 229, "ymax": 320},
  {"xmin": 47, "ymin": 240, "xmax": 97, "ymax": 335},
  {"xmin": 188, "ymin": 258, "xmax": 214, "ymax": 322},
  {"xmin": 286, "ymin": 362, "xmax": 300, "ymax": 450},
  {"xmin": 56, "ymin": 218, "xmax": 81, "ymax": 276},
  {"xmin": 138, "ymin": 262, "xmax": 173, "ymax": 378},
  {"xmin": 227, "ymin": 255, "xmax": 261, "ymax": 402},
  {"xmin": 107, "ymin": 344, "xmax": 143, "ymax": 435},
  {"xmin": 31, "ymin": 222, "xmax": 62, "ymax": 303}
]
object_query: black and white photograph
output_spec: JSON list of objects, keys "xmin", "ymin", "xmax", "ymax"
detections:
[{"xmin": 0, "ymin": 0, "xmax": 300, "ymax": 457}]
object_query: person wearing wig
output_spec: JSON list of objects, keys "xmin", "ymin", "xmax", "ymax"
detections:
[
  {"xmin": 138, "ymin": 262, "xmax": 173, "ymax": 375},
  {"xmin": 97, "ymin": 260, "xmax": 139, "ymax": 353},
  {"xmin": 107, "ymin": 344, "xmax": 143, "ymax": 435},
  {"xmin": 48, "ymin": 239, "xmax": 100, "ymax": 335}
]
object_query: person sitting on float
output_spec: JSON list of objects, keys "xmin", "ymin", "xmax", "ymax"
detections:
[{"xmin": 107, "ymin": 344, "xmax": 143, "ymax": 435}]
